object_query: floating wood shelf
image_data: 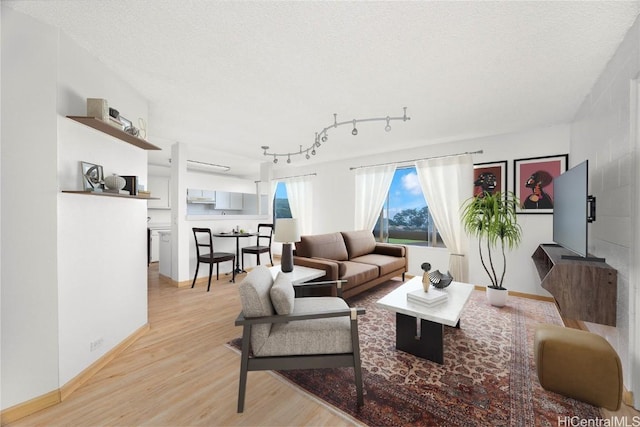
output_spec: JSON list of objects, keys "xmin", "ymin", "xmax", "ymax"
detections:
[
  {"xmin": 532, "ymin": 244, "xmax": 617, "ymax": 326},
  {"xmin": 67, "ymin": 116, "xmax": 161, "ymax": 150},
  {"xmin": 62, "ymin": 191, "xmax": 159, "ymax": 200}
]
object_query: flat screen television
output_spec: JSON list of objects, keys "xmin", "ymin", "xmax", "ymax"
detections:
[{"xmin": 552, "ymin": 160, "xmax": 601, "ymax": 261}]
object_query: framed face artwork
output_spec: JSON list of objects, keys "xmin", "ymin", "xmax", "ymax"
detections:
[
  {"xmin": 514, "ymin": 154, "xmax": 568, "ymax": 214},
  {"xmin": 473, "ymin": 161, "xmax": 507, "ymax": 199}
]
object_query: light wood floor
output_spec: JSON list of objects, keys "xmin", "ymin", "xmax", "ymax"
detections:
[
  {"xmin": 9, "ymin": 264, "xmax": 357, "ymax": 426},
  {"xmin": 8, "ymin": 264, "xmax": 638, "ymax": 426}
]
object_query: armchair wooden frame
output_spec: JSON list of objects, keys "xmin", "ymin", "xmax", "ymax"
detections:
[{"xmin": 234, "ymin": 282, "xmax": 364, "ymax": 413}]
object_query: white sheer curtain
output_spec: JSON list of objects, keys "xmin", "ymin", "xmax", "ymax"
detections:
[
  {"xmin": 415, "ymin": 154, "xmax": 473, "ymax": 282},
  {"xmin": 354, "ymin": 164, "xmax": 396, "ymax": 231},
  {"xmin": 285, "ymin": 176, "xmax": 313, "ymax": 235}
]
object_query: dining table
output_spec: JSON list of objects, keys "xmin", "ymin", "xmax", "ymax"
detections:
[{"xmin": 212, "ymin": 231, "xmax": 258, "ymax": 275}]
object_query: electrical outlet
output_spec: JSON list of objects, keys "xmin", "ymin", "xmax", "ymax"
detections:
[{"xmin": 90, "ymin": 338, "xmax": 103, "ymax": 352}]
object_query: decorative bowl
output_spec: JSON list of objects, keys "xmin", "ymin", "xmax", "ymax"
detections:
[
  {"xmin": 104, "ymin": 174, "xmax": 126, "ymax": 190},
  {"xmin": 428, "ymin": 270, "xmax": 453, "ymax": 289}
]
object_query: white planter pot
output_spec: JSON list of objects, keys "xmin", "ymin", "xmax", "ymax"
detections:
[{"xmin": 486, "ymin": 286, "xmax": 508, "ymax": 307}]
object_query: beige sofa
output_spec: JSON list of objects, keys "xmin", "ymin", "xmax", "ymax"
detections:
[{"xmin": 293, "ymin": 230, "xmax": 408, "ymax": 298}]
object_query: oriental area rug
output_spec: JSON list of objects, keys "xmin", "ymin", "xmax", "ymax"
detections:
[{"xmin": 229, "ymin": 279, "xmax": 601, "ymax": 426}]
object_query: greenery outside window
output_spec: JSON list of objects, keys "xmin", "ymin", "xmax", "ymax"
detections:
[{"xmin": 373, "ymin": 167, "xmax": 444, "ymax": 247}]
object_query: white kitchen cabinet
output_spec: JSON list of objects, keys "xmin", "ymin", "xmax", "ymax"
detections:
[
  {"xmin": 230, "ymin": 192, "xmax": 243, "ymax": 209},
  {"xmin": 216, "ymin": 191, "xmax": 243, "ymax": 210},
  {"xmin": 147, "ymin": 176, "xmax": 170, "ymax": 209},
  {"xmin": 187, "ymin": 188, "xmax": 216, "ymax": 203},
  {"xmin": 150, "ymin": 230, "xmax": 160, "ymax": 262},
  {"xmin": 159, "ymin": 231, "xmax": 172, "ymax": 277}
]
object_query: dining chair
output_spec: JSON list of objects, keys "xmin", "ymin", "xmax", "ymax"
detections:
[
  {"xmin": 241, "ymin": 223, "xmax": 274, "ymax": 270},
  {"xmin": 191, "ymin": 228, "xmax": 236, "ymax": 290}
]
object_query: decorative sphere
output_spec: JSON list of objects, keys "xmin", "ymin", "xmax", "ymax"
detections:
[{"xmin": 104, "ymin": 174, "xmax": 126, "ymax": 190}]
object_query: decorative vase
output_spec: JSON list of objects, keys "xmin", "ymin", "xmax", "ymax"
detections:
[
  {"xmin": 486, "ymin": 286, "xmax": 508, "ymax": 307},
  {"xmin": 422, "ymin": 272, "xmax": 430, "ymax": 292},
  {"xmin": 104, "ymin": 174, "xmax": 126, "ymax": 190}
]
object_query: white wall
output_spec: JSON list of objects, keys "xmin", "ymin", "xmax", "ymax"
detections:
[
  {"xmin": 56, "ymin": 26, "xmax": 150, "ymax": 387},
  {"xmin": 1, "ymin": 7, "xmax": 60, "ymax": 409},
  {"xmin": 1, "ymin": 7, "xmax": 150, "ymax": 409},
  {"xmin": 273, "ymin": 124, "xmax": 570, "ymax": 296},
  {"xmin": 570, "ymin": 14, "xmax": 640, "ymax": 402}
]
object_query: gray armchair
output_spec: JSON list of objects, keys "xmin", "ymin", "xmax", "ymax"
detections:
[{"xmin": 235, "ymin": 265, "xmax": 365, "ymax": 413}]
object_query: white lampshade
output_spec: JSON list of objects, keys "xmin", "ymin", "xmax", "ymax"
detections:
[{"xmin": 274, "ymin": 218, "xmax": 300, "ymax": 243}]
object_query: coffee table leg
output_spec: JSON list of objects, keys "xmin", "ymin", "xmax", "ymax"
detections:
[{"xmin": 396, "ymin": 313, "xmax": 444, "ymax": 364}]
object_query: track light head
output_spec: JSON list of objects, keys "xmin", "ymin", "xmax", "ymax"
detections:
[
  {"xmin": 352, "ymin": 119, "xmax": 358, "ymax": 136},
  {"xmin": 321, "ymin": 134, "xmax": 328, "ymax": 142}
]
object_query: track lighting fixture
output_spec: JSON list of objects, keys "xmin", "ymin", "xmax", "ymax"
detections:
[{"xmin": 261, "ymin": 107, "xmax": 410, "ymax": 164}]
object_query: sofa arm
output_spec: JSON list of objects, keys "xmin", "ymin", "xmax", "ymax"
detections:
[
  {"xmin": 293, "ymin": 256, "xmax": 338, "ymax": 280},
  {"xmin": 373, "ymin": 243, "xmax": 406, "ymax": 257}
]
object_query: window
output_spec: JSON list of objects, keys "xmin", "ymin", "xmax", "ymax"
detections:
[
  {"xmin": 373, "ymin": 167, "xmax": 444, "ymax": 247},
  {"xmin": 273, "ymin": 182, "xmax": 292, "ymax": 220}
]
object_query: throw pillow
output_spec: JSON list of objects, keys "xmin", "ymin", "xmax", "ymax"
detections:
[{"xmin": 270, "ymin": 272, "xmax": 295, "ymax": 315}]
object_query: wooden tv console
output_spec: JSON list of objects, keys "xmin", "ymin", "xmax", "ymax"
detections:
[{"xmin": 532, "ymin": 244, "xmax": 617, "ymax": 326}]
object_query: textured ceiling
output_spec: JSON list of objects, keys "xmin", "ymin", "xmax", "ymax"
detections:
[{"xmin": 5, "ymin": 1, "xmax": 640, "ymax": 176}]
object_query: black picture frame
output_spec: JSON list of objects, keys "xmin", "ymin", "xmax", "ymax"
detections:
[
  {"xmin": 513, "ymin": 154, "xmax": 568, "ymax": 214},
  {"xmin": 121, "ymin": 175, "xmax": 138, "ymax": 196},
  {"xmin": 473, "ymin": 160, "xmax": 508, "ymax": 200}
]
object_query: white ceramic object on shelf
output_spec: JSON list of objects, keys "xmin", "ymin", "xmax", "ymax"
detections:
[{"xmin": 104, "ymin": 174, "xmax": 126, "ymax": 190}]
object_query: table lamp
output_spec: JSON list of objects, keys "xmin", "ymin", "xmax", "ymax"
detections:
[{"xmin": 275, "ymin": 218, "xmax": 300, "ymax": 273}]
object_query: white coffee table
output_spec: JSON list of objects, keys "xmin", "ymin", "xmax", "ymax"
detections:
[
  {"xmin": 376, "ymin": 276, "xmax": 474, "ymax": 364},
  {"xmin": 268, "ymin": 265, "xmax": 325, "ymax": 285}
]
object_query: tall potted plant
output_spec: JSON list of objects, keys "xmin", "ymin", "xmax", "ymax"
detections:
[{"xmin": 461, "ymin": 191, "xmax": 522, "ymax": 307}]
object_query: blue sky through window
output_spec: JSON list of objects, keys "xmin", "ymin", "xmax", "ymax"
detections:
[
  {"xmin": 388, "ymin": 167, "xmax": 426, "ymax": 219},
  {"xmin": 275, "ymin": 182, "xmax": 287, "ymax": 198}
]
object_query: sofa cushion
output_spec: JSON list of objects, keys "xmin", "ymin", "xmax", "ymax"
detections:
[
  {"xmin": 341, "ymin": 261, "xmax": 379, "ymax": 288},
  {"xmin": 238, "ymin": 265, "xmax": 275, "ymax": 318},
  {"xmin": 237, "ymin": 265, "xmax": 275, "ymax": 354},
  {"xmin": 254, "ymin": 297, "xmax": 352, "ymax": 357},
  {"xmin": 341, "ymin": 230, "xmax": 377, "ymax": 259},
  {"xmin": 295, "ymin": 232, "xmax": 349, "ymax": 261},
  {"xmin": 351, "ymin": 254, "xmax": 407, "ymax": 276},
  {"xmin": 270, "ymin": 272, "xmax": 295, "ymax": 315}
]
